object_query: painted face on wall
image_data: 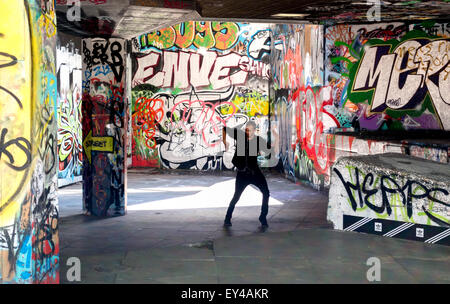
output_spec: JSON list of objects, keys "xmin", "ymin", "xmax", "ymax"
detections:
[{"xmin": 90, "ymin": 80, "xmax": 110, "ymax": 103}]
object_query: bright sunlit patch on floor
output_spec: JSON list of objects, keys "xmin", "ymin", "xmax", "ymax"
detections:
[
  {"xmin": 57, "ymin": 186, "xmax": 209, "ymax": 196},
  {"xmin": 58, "ymin": 189, "xmax": 82, "ymax": 195},
  {"xmin": 127, "ymin": 186, "xmax": 208, "ymax": 193},
  {"xmin": 127, "ymin": 179, "xmax": 283, "ymax": 210}
]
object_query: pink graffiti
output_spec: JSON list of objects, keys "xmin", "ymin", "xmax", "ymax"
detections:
[{"xmin": 169, "ymin": 99, "xmax": 237, "ymax": 148}]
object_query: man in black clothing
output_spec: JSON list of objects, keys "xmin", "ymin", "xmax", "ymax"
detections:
[{"xmin": 222, "ymin": 120, "xmax": 271, "ymax": 228}]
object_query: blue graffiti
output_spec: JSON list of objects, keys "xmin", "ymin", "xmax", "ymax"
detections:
[
  {"xmin": 247, "ymin": 29, "xmax": 272, "ymax": 61},
  {"xmin": 15, "ymin": 235, "xmax": 33, "ymax": 283}
]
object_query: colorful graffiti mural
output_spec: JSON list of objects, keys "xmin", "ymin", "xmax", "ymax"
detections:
[
  {"xmin": 128, "ymin": 20, "xmax": 449, "ymax": 187},
  {"xmin": 131, "ymin": 22, "xmax": 272, "ymax": 170},
  {"xmin": 325, "ymin": 21, "xmax": 450, "ymax": 132},
  {"xmin": 271, "ymin": 24, "xmax": 335, "ymax": 188},
  {"xmin": 270, "ymin": 21, "xmax": 449, "ymax": 190},
  {"xmin": 0, "ymin": 0, "xmax": 59, "ymax": 284},
  {"xmin": 271, "ymin": 24, "xmax": 323, "ymax": 90},
  {"xmin": 135, "ymin": 21, "xmax": 241, "ymax": 52},
  {"xmin": 82, "ymin": 38, "xmax": 127, "ymax": 216},
  {"xmin": 57, "ymin": 44, "xmax": 83, "ymax": 187}
]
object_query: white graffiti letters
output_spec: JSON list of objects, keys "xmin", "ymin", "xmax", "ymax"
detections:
[
  {"xmin": 353, "ymin": 38, "xmax": 450, "ymax": 129},
  {"xmin": 353, "ymin": 45, "xmax": 396, "ymax": 111},
  {"xmin": 135, "ymin": 50, "xmax": 270, "ymax": 90}
]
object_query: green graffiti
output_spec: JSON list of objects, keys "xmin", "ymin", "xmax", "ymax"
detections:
[
  {"xmin": 194, "ymin": 22, "xmax": 215, "ymax": 49},
  {"xmin": 212, "ymin": 22, "xmax": 240, "ymax": 50},
  {"xmin": 345, "ymin": 29, "xmax": 449, "ymax": 123},
  {"xmin": 174, "ymin": 21, "xmax": 195, "ymax": 49},
  {"xmin": 138, "ymin": 21, "xmax": 240, "ymax": 51},
  {"xmin": 145, "ymin": 27, "xmax": 176, "ymax": 50}
]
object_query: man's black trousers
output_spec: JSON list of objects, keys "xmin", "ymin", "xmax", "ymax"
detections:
[{"xmin": 225, "ymin": 168, "xmax": 270, "ymax": 221}]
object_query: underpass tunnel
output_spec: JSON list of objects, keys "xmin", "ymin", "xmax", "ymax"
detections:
[
  {"xmin": 55, "ymin": 1, "xmax": 335, "ymax": 282},
  {"xmin": 1, "ymin": 0, "xmax": 449, "ymax": 284}
]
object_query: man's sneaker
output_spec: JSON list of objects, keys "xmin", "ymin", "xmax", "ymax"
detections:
[
  {"xmin": 259, "ymin": 215, "xmax": 268, "ymax": 228},
  {"xmin": 224, "ymin": 219, "xmax": 232, "ymax": 227}
]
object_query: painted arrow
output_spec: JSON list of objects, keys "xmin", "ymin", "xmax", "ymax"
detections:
[{"xmin": 83, "ymin": 130, "xmax": 114, "ymax": 164}]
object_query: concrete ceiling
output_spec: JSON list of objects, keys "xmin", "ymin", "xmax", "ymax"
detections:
[
  {"xmin": 196, "ymin": 0, "xmax": 450, "ymax": 23},
  {"xmin": 114, "ymin": 6, "xmax": 200, "ymax": 39},
  {"xmin": 55, "ymin": 0, "xmax": 450, "ymax": 38},
  {"xmin": 55, "ymin": 0, "xmax": 200, "ymax": 38}
]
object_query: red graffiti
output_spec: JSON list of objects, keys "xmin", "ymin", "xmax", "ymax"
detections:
[
  {"xmin": 295, "ymin": 86, "xmax": 335, "ymax": 175},
  {"xmin": 133, "ymin": 97, "xmax": 165, "ymax": 149}
]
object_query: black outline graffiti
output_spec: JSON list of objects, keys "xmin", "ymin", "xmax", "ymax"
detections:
[
  {"xmin": 84, "ymin": 40, "xmax": 124, "ymax": 82},
  {"xmin": 0, "ymin": 128, "xmax": 32, "ymax": 171},
  {"xmin": 35, "ymin": 106, "xmax": 57, "ymax": 175},
  {"xmin": 334, "ymin": 167, "xmax": 450, "ymax": 227},
  {"xmin": 0, "ymin": 52, "xmax": 22, "ymax": 108},
  {"xmin": 31, "ymin": 184, "xmax": 59, "ymax": 283}
]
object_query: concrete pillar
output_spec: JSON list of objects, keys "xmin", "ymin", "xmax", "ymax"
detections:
[
  {"xmin": 81, "ymin": 38, "xmax": 128, "ymax": 217},
  {"xmin": 0, "ymin": 0, "xmax": 59, "ymax": 283}
]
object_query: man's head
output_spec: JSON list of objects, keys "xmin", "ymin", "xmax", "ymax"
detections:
[{"xmin": 245, "ymin": 120, "xmax": 257, "ymax": 139}]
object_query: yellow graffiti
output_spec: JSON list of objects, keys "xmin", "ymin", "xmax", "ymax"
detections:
[
  {"xmin": 220, "ymin": 92, "xmax": 269, "ymax": 117},
  {"xmin": 139, "ymin": 21, "xmax": 240, "ymax": 51},
  {"xmin": 83, "ymin": 130, "xmax": 114, "ymax": 164},
  {"xmin": 0, "ymin": 0, "xmax": 32, "ymax": 227},
  {"xmin": 38, "ymin": 1, "xmax": 57, "ymax": 39}
]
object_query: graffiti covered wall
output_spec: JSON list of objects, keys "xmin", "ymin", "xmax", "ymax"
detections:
[
  {"xmin": 325, "ymin": 21, "xmax": 450, "ymax": 132},
  {"xmin": 0, "ymin": 0, "xmax": 59, "ymax": 283},
  {"xmin": 328, "ymin": 154, "xmax": 450, "ymax": 245},
  {"xmin": 82, "ymin": 38, "xmax": 127, "ymax": 216},
  {"xmin": 272, "ymin": 21, "xmax": 450, "ymax": 191},
  {"xmin": 271, "ymin": 24, "xmax": 333, "ymax": 189},
  {"xmin": 130, "ymin": 21, "xmax": 273, "ymax": 170},
  {"xmin": 57, "ymin": 44, "xmax": 83, "ymax": 187}
]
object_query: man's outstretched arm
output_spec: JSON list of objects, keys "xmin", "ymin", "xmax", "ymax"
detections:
[
  {"xmin": 222, "ymin": 124, "xmax": 245, "ymax": 150},
  {"xmin": 222, "ymin": 127, "xmax": 229, "ymax": 151}
]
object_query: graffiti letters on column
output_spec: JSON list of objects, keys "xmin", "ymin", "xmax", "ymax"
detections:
[
  {"xmin": 83, "ymin": 40, "xmax": 124, "ymax": 83},
  {"xmin": 82, "ymin": 38, "xmax": 125, "ymax": 216},
  {"xmin": 1, "ymin": 0, "xmax": 59, "ymax": 284}
]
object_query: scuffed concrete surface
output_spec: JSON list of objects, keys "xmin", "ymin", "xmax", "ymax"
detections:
[
  {"xmin": 58, "ymin": 171, "xmax": 331, "ymax": 282},
  {"xmin": 334, "ymin": 153, "xmax": 450, "ymax": 182},
  {"xmin": 59, "ymin": 228, "xmax": 450, "ymax": 284},
  {"xmin": 328, "ymin": 153, "xmax": 450, "ymax": 230},
  {"xmin": 58, "ymin": 171, "xmax": 450, "ymax": 283}
]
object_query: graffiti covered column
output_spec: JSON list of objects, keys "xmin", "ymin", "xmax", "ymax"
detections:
[{"xmin": 82, "ymin": 38, "xmax": 128, "ymax": 217}]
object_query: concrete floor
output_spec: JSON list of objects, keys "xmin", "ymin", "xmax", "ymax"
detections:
[{"xmin": 58, "ymin": 170, "xmax": 450, "ymax": 284}]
